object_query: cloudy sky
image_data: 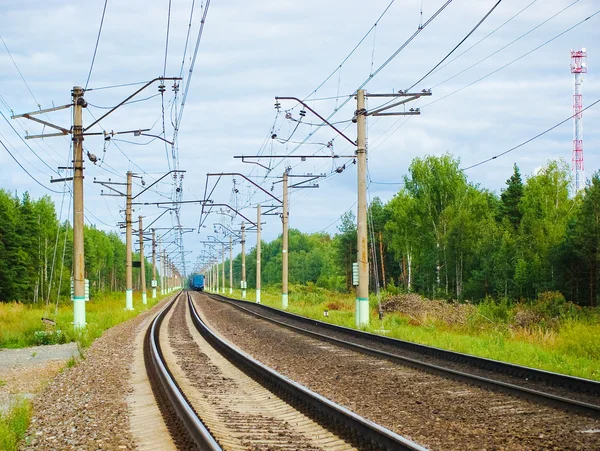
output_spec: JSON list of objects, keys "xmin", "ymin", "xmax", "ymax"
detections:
[{"xmin": 1, "ymin": 0, "xmax": 599, "ymax": 274}]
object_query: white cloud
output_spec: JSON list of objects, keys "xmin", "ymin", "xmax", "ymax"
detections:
[{"xmin": 0, "ymin": 0, "xmax": 599, "ymax": 272}]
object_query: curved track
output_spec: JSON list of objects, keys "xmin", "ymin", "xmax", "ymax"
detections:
[
  {"xmin": 144, "ymin": 293, "xmax": 222, "ymax": 450},
  {"xmin": 206, "ymin": 292, "xmax": 600, "ymax": 418},
  {"xmin": 145, "ymin": 291, "xmax": 427, "ymax": 450}
]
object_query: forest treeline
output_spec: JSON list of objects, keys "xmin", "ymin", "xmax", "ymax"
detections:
[
  {"xmin": 0, "ymin": 190, "xmax": 151, "ymax": 303},
  {"xmin": 227, "ymin": 155, "xmax": 600, "ymax": 307}
]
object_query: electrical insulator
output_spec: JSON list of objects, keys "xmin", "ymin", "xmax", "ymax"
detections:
[
  {"xmin": 158, "ymin": 83, "xmax": 166, "ymax": 93},
  {"xmin": 274, "ymin": 102, "xmax": 281, "ymax": 110},
  {"xmin": 299, "ymin": 109, "xmax": 306, "ymax": 117}
]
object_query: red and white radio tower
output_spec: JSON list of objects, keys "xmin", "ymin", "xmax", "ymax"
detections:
[{"xmin": 571, "ymin": 48, "xmax": 587, "ymax": 192}]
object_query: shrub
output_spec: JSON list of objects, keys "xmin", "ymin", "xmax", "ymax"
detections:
[
  {"xmin": 476, "ymin": 296, "xmax": 513, "ymax": 323},
  {"xmin": 533, "ymin": 291, "xmax": 580, "ymax": 320}
]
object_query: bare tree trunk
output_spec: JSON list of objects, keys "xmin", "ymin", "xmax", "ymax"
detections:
[
  {"xmin": 379, "ymin": 231, "xmax": 386, "ymax": 290},
  {"xmin": 407, "ymin": 248, "xmax": 412, "ymax": 292}
]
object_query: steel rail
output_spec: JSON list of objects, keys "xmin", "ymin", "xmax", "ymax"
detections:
[
  {"xmin": 187, "ymin": 292, "xmax": 427, "ymax": 451},
  {"xmin": 206, "ymin": 293, "xmax": 600, "ymax": 418},
  {"xmin": 145, "ymin": 292, "xmax": 222, "ymax": 450}
]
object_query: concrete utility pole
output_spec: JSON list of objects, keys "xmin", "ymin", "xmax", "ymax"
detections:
[
  {"xmin": 229, "ymin": 235, "xmax": 233, "ymax": 295},
  {"xmin": 152, "ymin": 229, "xmax": 157, "ymax": 299},
  {"xmin": 282, "ymin": 170, "xmax": 289, "ymax": 309},
  {"xmin": 241, "ymin": 222, "xmax": 246, "ymax": 299},
  {"xmin": 221, "ymin": 244, "xmax": 225, "ymax": 293},
  {"xmin": 355, "ymin": 89, "xmax": 369, "ymax": 327},
  {"xmin": 167, "ymin": 259, "xmax": 171, "ymax": 292},
  {"xmin": 256, "ymin": 204, "xmax": 261, "ymax": 304},
  {"xmin": 14, "ymin": 78, "xmax": 183, "ymax": 327},
  {"xmin": 162, "ymin": 248, "xmax": 166, "ymax": 294},
  {"xmin": 269, "ymin": 91, "xmax": 428, "ymax": 327},
  {"xmin": 159, "ymin": 240, "xmax": 164, "ymax": 295},
  {"xmin": 214, "ymin": 257, "xmax": 218, "ymax": 294},
  {"xmin": 139, "ymin": 216, "xmax": 147, "ymax": 304},
  {"xmin": 72, "ymin": 86, "xmax": 86, "ymax": 328},
  {"xmin": 125, "ymin": 171, "xmax": 134, "ymax": 310}
]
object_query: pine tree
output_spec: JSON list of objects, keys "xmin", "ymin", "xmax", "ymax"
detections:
[{"xmin": 500, "ymin": 163, "xmax": 524, "ymax": 229}]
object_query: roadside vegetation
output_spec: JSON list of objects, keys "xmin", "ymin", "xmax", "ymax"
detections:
[
  {"xmin": 224, "ymin": 284, "xmax": 600, "ymax": 381},
  {"xmin": 0, "ymin": 291, "xmax": 164, "ymax": 349},
  {"xmin": 0, "ymin": 399, "xmax": 30, "ymax": 451}
]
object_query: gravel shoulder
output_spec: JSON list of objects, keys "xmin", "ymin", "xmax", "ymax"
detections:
[
  {"xmin": 19, "ymin": 297, "xmax": 174, "ymax": 450},
  {"xmin": 0, "ymin": 343, "xmax": 79, "ymax": 414}
]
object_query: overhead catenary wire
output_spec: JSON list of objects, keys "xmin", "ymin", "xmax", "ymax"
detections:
[
  {"xmin": 429, "ymin": 0, "xmax": 540, "ymax": 77},
  {"xmin": 428, "ymin": 0, "xmax": 581, "ymax": 91},
  {"xmin": 366, "ymin": 3, "xmax": 597, "ymax": 156},
  {"xmin": 85, "ymin": 80, "xmax": 150, "ymax": 92},
  {"xmin": 406, "ymin": 0, "xmax": 503, "ymax": 91},
  {"xmin": 303, "ymin": 0, "xmax": 397, "ymax": 102},
  {"xmin": 163, "ymin": 0, "xmax": 173, "ymax": 78},
  {"xmin": 87, "ymin": 93, "xmax": 161, "ymax": 109},
  {"xmin": 423, "ymin": 7, "xmax": 600, "ymax": 109},
  {"xmin": 84, "ymin": 0, "xmax": 109, "ymax": 90},
  {"xmin": 177, "ymin": 0, "xmax": 211, "ymax": 128},
  {"xmin": 266, "ymin": 0, "xmax": 454, "ymax": 179}
]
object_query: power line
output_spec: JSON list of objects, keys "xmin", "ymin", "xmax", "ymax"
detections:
[
  {"xmin": 429, "ymin": 0, "xmax": 539, "ymax": 77},
  {"xmin": 369, "ymin": 4, "xmax": 598, "ymax": 152},
  {"xmin": 179, "ymin": 0, "xmax": 197, "ymax": 79},
  {"xmin": 462, "ymin": 97, "xmax": 600, "ymax": 171},
  {"xmin": 429, "ymin": 0, "xmax": 581, "ymax": 91},
  {"xmin": 318, "ymin": 200, "xmax": 357, "ymax": 233},
  {"xmin": 406, "ymin": 0, "xmax": 502, "ymax": 91},
  {"xmin": 84, "ymin": 0, "xmax": 109, "ymax": 90},
  {"xmin": 163, "ymin": 0, "xmax": 173, "ymax": 77},
  {"xmin": 276, "ymin": 0, "xmax": 454, "ymax": 165},
  {"xmin": 424, "ymin": 7, "xmax": 600, "ymax": 109},
  {"xmin": 0, "ymin": 137, "xmax": 65, "ymax": 194},
  {"xmin": 177, "ymin": 0, "xmax": 211, "ymax": 128},
  {"xmin": 87, "ymin": 93, "xmax": 160, "ymax": 109},
  {"xmin": 0, "ymin": 34, "xmax": 41, "ymax": 107},
  {"xmin": 85, "ymin": 80, "xmax": 150, "ymax": 91},
  {"xmin": 303, "ymin": 0, "xmax": 398, "ymax": 101},
  {"xmin": 0, "ymin": 110, "xmax": 60, "ymax": 174}
]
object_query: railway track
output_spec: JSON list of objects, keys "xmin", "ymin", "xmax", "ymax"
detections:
[
  {"xmin": 205, "ymin": 292, "xmax": 600, "ymax": 418},
  {"xmin": 144, "ymin": 291, "xmax": 427, "ymax": 450}
]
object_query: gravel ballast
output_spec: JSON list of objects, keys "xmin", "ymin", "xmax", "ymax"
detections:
[{"xmin": 192, "ymin": 292, "xmax": 600, "ymax": 451}]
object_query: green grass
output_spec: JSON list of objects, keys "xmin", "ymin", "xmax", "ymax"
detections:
[
  {"xmin": 216, "ymin": 285, "xmax": 600, "ymax": 381},
  {"xmin": 0, "ymin": 290, "xmax": 170, "ymax": 349},
  {"xmin": 0, "ymin": 400, "xmax": 31, "ymax": 451}
]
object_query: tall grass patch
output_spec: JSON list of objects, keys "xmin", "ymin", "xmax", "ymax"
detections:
[
  {"xmin": 0, "ymin": 399, "xmax": 31, "ymax": 451},
  {"xmin": 0, "ymin": 291, "xmax": 166, "ymax": 349}
]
